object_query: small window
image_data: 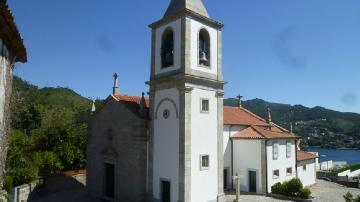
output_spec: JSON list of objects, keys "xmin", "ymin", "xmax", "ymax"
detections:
[
  {"xmin": 286, "ymin": 141, "xmax": 292, "ymax": 158},
  {"xmin": 201, "ymin": 99, "xmax": 209, "ymax": 113},
  {"xmin": 303, "ymin": 165, "xmax": 307, "ymax": 171},
  {"xmin": 200, "ymin": 155, "xmax": 209, "ymax": 170},
  {"xmin": 273, "ymin": 170, "xmax": 279, "ymax": 179},
  {"xmin": 273, "ymin": 142, "xmax": 279, "ymax": 160},
  {"xmin": 286, "ymin": 167, "xmax": 292, "ymax": 176},
  {"xmin": 161, "ymin": 28, "xmax": 174, "ymax": 68},
  {"xmin": 198, "ymin": 29, "xmax": 210, "ymax": 66}
]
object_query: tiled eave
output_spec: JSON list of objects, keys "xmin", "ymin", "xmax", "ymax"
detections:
[{"xmin": 0, "ymin": 0, "xmax": 27, "ymax": 62}]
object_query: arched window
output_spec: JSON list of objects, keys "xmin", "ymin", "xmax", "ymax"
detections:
[
  {"xmin": 199, "ymin": 29, "xmax": 210, "ymax": 66},
  {"xmin": 161, "ymin": 28, "xmax": 174, "ymax": 68}
]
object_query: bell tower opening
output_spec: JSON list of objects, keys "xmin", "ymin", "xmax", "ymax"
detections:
[
  {"xmin": 161, "ymin": 28, "xmax": 174, "ymax": 68},
  {"xmin": 199, "ymin": 28, "xmax": 210, "ymax": 67}
]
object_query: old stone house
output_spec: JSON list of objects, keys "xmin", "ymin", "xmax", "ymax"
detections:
[{"xmin": 0, "ymin": 0, "xmax": 27, "ymax": 190}]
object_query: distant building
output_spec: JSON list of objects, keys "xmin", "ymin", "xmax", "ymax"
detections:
[{"xmin": 0, "ymin": 0, "xmax": 27, "ymax": 189}]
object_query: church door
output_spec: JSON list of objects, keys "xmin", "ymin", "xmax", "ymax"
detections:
[
  {"xmin": 104, "ymin": 163, "xmax": 115, "ymax": 199},
  {"xmin": 249, "ymin": 171, "xmax": 257, "ymax": 193},
  {"xmin": 223, "ymin": 169, "xmax": 228, "ymax": 190},
  {"xmin": 161, "ymin": 180, "xmax": 171, "ymax": 202}
]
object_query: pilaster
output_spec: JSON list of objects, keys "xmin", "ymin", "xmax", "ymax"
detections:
[
  {"xmin": 178, "ymin": 86, "xmax": 193, "ymax": 202},
  {"xmin": 216, "ymin": 91, "xmax": 226, "ymax": 202}
]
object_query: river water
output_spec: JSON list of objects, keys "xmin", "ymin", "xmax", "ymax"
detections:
[{"xmin": 307, "ymin": 147, "xmax": 360, "ymax": 165}]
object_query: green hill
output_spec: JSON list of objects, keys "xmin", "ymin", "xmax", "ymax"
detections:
[
  {"xmin": 6, "ymin": 77, "xmax": 91, "ymax": 187},
  {"xmin": 225, "ymin": 98, "xmax": 360, "ymax": 149}
]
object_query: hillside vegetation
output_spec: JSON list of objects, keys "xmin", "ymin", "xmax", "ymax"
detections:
[
  {"xmin": 6, "ymin": 77, "xmax": 91, "ymax": 187},
  {"xmin": 225, "ymin": 98, "xmax": 360, "ymax": 149}
]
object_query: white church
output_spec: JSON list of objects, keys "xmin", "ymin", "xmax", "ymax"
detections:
[{"xmin": 86, "ymin": 0, "xmax": 317, "ymax": 201}]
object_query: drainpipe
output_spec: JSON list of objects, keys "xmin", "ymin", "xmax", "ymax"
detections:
[
  {"xmin": 265, "ymin": 140, "xmax": 268, "ymax": 195},
  {"xmin": 295, "ymin": 139, "xmax": 298, "ymax": 179},
  {"xmin": 230, "ymin": 125, "xmax": 234, "ymax": 190}
]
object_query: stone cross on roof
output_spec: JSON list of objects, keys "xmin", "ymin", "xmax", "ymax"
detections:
[{"xmin": 164, "ymin": 0, "xmax": 209, "ymax": 18}]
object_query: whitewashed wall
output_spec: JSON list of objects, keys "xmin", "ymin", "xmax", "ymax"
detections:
[
  {"xmin": 155, "ymin": 19, "xmax": 182, "ymax": 75},
  {"xmin": 153, "ymin": 88, "xmax": 180, "ymax": 201},
  {"xmin": 267, "ymin": 139, "xmax": 296, "ymax": 193},
  {"xmin": 189, "ymin": 18, "xmax": 218, "ymax": 75},
  {"xmin": 297, "ymin": 159, "xmax": 316, "ymax": 187},
  {"xmin": 190, "ymin": 88, "xmax": 218, "ymax": 201},
  {"xmin": 233, "ymin": 140, "xmax": 263, "ymax": 194},
  {"xmin": 223, "ymin": 125, "xmax": 246, "ymax": 189}
]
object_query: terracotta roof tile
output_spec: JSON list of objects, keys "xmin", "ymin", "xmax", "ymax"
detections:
[
  {"xmin": 232, "ymin": 127, "xmax": 264, "ymax": 139},
  {"xmin": 0, "ymin": 0, "xmax": 27, "ymax": 62},
  {"xmin": 252, "ymin": 126, "xmax": 298, "ymax": 139},
  {"xmin": 224, "ymin": 106, "xmax": 270, "ymax": 126},
  {"xmin": 113, "ymin": 94, "xmax": 150, "ymax": 108},
  {"xmin": 297, "ymin": 150, "xmax": 318, "ymax": 161}
]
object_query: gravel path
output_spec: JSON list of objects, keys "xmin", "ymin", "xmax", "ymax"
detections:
[{"xmin": 310, "ymin": 180, "xmax": 360, "ymax": 202}]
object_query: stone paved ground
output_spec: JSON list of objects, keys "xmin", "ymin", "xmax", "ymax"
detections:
[
  {"xmin": 29, "ymin": 179, "xmax": 359, "ymax": 202},
  {"xmin": 310, "ymin": 180, "xmax": 360, "ymax": 202}
]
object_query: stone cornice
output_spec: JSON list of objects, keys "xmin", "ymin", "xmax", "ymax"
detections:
[{"xmin": 149, "ymin": 9, "xmax": 223, "ymax": 30}]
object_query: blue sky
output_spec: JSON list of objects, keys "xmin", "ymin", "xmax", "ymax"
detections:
[{"xmin": 8, "ymin": 0, "xmax": 360, "ymax": 113}]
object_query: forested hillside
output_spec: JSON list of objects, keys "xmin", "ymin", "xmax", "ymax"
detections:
[
  {"xmin": 5, "ymin": 77, "xmax": 91, "ymax": 188},
  {"xmin": 225, "ymin": 98, "xmax": 360, "ymax": 149}
]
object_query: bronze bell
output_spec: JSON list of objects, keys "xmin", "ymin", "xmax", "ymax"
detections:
[
  {"xmin": 165, "ymin": 52, "xmax": 173, "ymax": 64},
  {"xmin": 199, "ymin": 51, "xmax": 208, "ymax": 63}
]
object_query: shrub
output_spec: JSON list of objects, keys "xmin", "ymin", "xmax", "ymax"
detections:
[
  {"xmin": 286, "ymin": 178, "xmax": 303, "ymax": 196},
  {"xmin": 344, "ymin": 192, "xmax": 355, "ymax": 202},
  {"xmin": 298, "ymin": 188, "xmax": 311, "ymax": 199},
  {"xmin": 271, "ymin": 182, "xmax": 282, "ymax": 194},
  {"xmin": 4, "ymin": 176, "xmax": 13, "ymax": 193}
]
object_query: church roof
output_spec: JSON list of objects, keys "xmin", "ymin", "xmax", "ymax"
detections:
[
  {"xmin": 232, "ymin": 125, "xmax": 298, "ymax": 140},
  {"xmin": 0, "ymin": 0, "xmax": 27, "ymax": 62},
  {"xmin": 224, "ymin": 106, "xmax": 271, "ymax": 126},
  {"xmin": 297, "ymin": 150, "xmax": 318, "ymax": 161},
  {"xmin": 113, "ymin": 94, "xmax": 150, "ymax": 108},
  {"xmin": 164, "ymin": 0, "xmax": 209, "ymax": 18}
]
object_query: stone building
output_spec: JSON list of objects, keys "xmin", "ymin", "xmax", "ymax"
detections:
[{"xmin": 0, "ymin": 0, "xmax": 27, "ymax": 190}]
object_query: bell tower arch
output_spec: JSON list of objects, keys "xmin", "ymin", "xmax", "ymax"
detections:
[{"xmin": 147, "ymin": 0, "xmax": 226, "ymax": 201}]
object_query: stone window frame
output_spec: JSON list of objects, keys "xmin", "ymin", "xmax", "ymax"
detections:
[
  {"xmin": 286, "ymin": 141, "xmax": 292, "ymax": 158},
  {"xmin": 200, "ymin": 154, "xmax": 210, "ymax": 170},
  {"xmin": 161, "ymin": 27, "xmax": 175, "ymax": 69},
  {"xmin": 273, "ymin": 169, "xmax": 280, "ymax": 179},
  {"xmin": 286, "ymin": 167, "xmax": 293, "ymax": 176},
  {"xmin": 273, "ymin": 142, "xmax": 279, "ymax": 160},
  {"xmin": 198, "ymin": 27, "xmax": 211, "ymax": 68},
  {"xmin": 200, "ymin": 98, "xmax": 210, "ymax": 113}
]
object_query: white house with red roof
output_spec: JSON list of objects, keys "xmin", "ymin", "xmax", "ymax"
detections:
[{"xmin": 222, "ymin": 104, "xmax": 317, "ymax": 194}]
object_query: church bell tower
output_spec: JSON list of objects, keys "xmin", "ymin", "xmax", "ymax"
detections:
[{"xmin": 147, "ymin": 0, "xmax": 225, "ymax": 201}]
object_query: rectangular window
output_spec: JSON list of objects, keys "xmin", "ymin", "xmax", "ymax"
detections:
[
  {"xmin": 201, "ymin": 98, "xmax": 209, "ymax": 113},
  {"xmin": 200, "ymin": 155, "xmax": 209, "ymax": 170},
  {"xmin": 286, "ymin": 141, "xmax": 292, "ymax": 158},
  {"xmin": 286, "ymin": 167, "xmax": 293, "ymax": 176},
  {"xmin": 303, "ymin": 165, "xmax": 307, "ymax": 171},
  {"xmin": 273, "ymin": 142, "xmax": 279, "ymax": 160},
  {"xmin": 273, "ymin": 170, "xmax": 280, "ymax": 179}
]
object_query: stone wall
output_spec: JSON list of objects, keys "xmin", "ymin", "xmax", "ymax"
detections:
[
  {"xmin": 0, "ymin": 190, "xmax": 7, "ymax": 202},
  {"xmin": 87, "ymin": 99, "xmax": 149, "ymax": 202},
  {"xmin": 0, "ymin": 40, "xmax": 13, "ymax": 190}
]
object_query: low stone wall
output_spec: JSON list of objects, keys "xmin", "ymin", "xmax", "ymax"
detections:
[
  {"xmin": 0, "ymin": 190, "xmax": 7, "ymax": 202},
  {"xmin": 13, "ymin": 182, "xmax": 38, "ymax": 202}
]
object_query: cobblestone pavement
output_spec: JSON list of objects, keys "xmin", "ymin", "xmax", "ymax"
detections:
[
  {"xmin": 226, "ymin": 194, "xmax": 291, "ymax": 202},
  {"xmin": 310, "ymin": 180, "xmax": 360, "ymax": 202}
]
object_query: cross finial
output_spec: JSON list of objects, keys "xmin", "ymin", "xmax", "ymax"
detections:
[
  {"xmin": 267, "ymin": 107, "xmax": 272, "ymax": 123},
  {"xmin": 236, "ymin": 94, "xmax": 243, "ymax": 108},
  {"xmin": 113, "ymin": 72, "xmax": 119, "ymax": 95}
]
